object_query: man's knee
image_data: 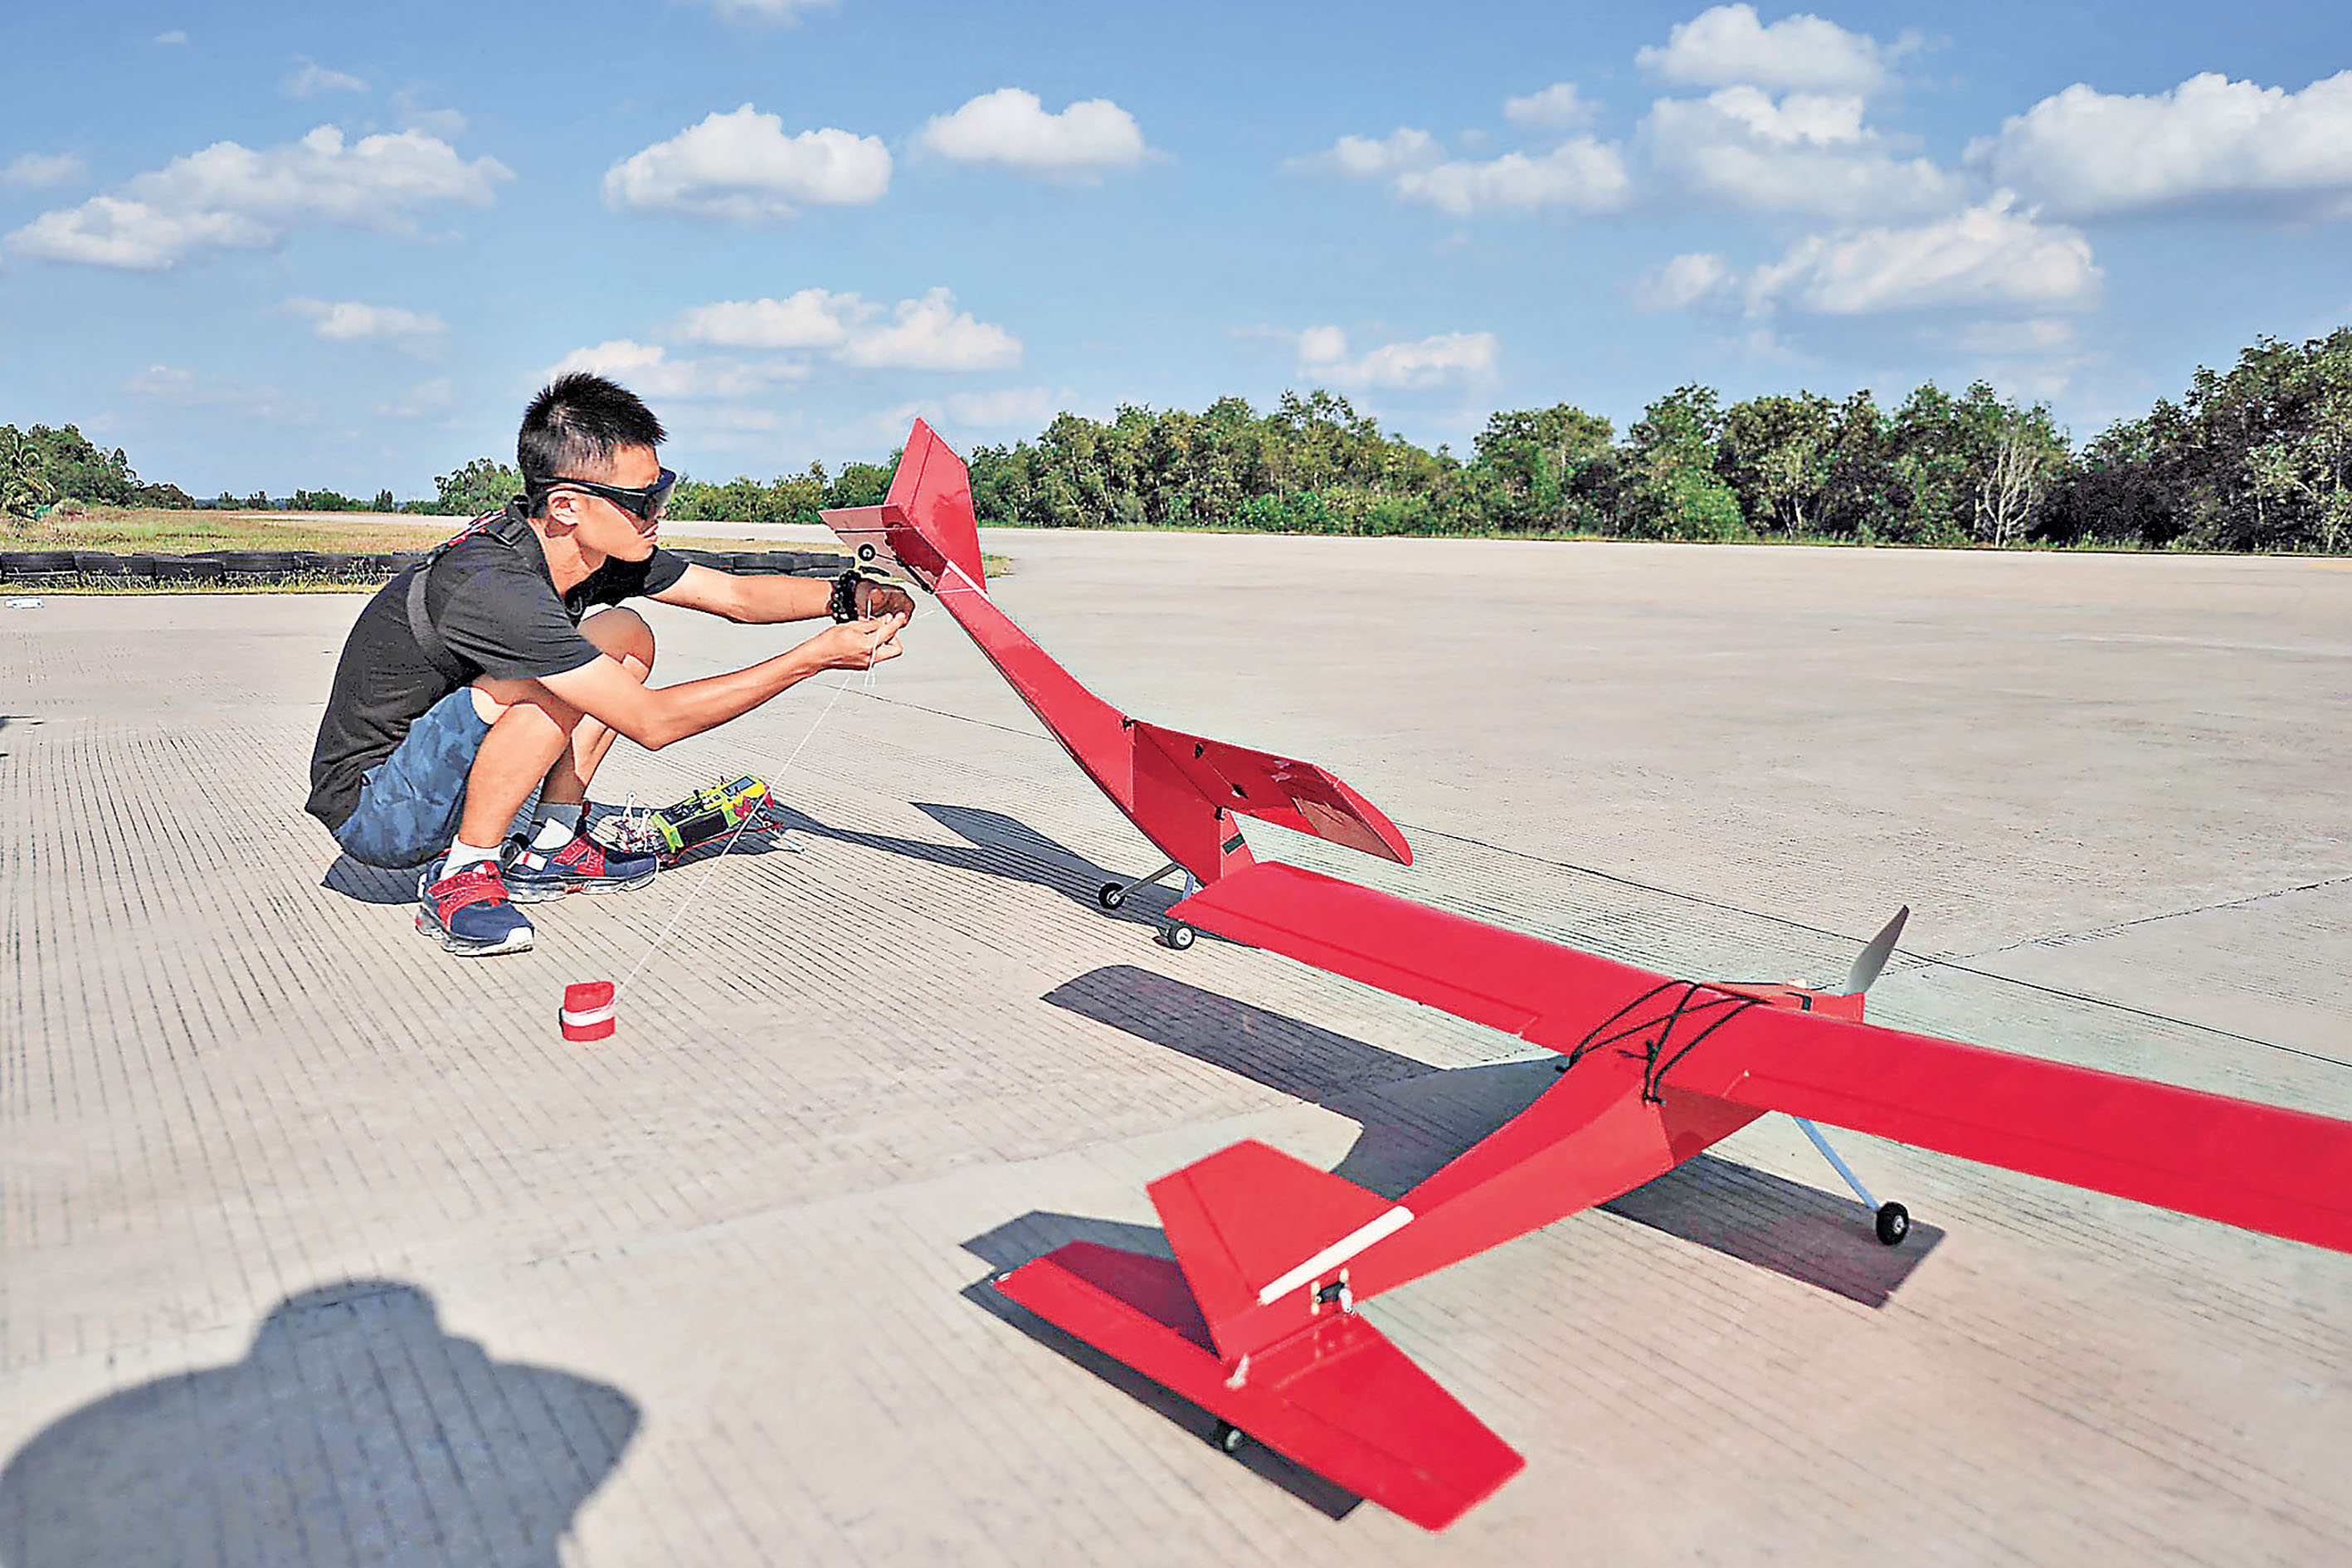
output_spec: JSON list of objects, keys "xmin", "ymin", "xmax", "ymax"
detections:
[{"xmin": 582, "ymin": 606, "xmax": 655, "ymax": 674}]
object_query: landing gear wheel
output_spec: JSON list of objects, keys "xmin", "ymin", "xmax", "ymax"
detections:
[
  {"xmin": 1162, "ymin": 923, "xmax": 1196, "ymax": 951},
  {"xmin": 1875, "ymin": 1201, "xmax": 1911, "ymax": 1247},
  {"xmin": 1097, "ymin": 881, "xmax": 1127, "ymax": 911},
  {"xmin": 1212, "ymin": 1419, "xmax": 1247, "ymax": 1456}
]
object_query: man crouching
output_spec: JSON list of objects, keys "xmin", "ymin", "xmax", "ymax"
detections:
[{"xmin": 305, "ymin": 372, "xmax": 913, "ymax": 955}]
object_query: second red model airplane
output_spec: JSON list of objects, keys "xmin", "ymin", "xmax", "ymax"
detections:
[{"xmin": 822, "ymin": 422, "xmax": 2352, "ymax": 1532}]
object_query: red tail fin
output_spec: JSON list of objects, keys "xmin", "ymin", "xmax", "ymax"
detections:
[
  {"xmin": 1148, "ymin": 1140, "xmax": 1413, "ymax": 1359},
  {"xmin": 994, "ymin": 1142, "xmax": 1522, "ymax": 1531},
  {"xmin": 818, "ymin": 418, "xmax": 985, "ymax": 592}
]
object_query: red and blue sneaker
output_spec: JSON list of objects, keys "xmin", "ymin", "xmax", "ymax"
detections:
[
  {"xmin": 415, "ymin": 858, "xmax": 534, "ymax": 956},
  {"xmin": 503, "ymin": 828, "xmax": 660, "ymax": 903}
]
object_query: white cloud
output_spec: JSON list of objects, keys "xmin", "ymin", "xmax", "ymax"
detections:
[
  {"xmin": 2, "ymin": 153, "xmax": 86, "ymax": 190},
  {"xmin": 391, "ymin": 91, "xmax": 467, "ymax": 139},
  {"xmin": 1296, "ymin": 122, "xmax": 1626, "ymax": 216},
  {"xmin": 1503, "ymin": 83, "xmax": 1596, "ymax": 129},
  {"xmin": 1643, "ymin": 86, "xmax": 1963, "ymax": 217},
  {"xmin": 944, "ymin": 387, "xmax": 1054, "ymax": 427},
  {"xmin": 918, "ymin": 88, "xmax": 1148, "ymax": 176},
  {"xmin": 377, "ymin": 377, "xmax": 456, "ymax": 418},
  {"xmin": 1634, "ymin": 251, "xmax": 1735, "ymax": 310},
  {"xmin": 286, "ymin": 297, "xmax": 447, "ymax": 350},
  {"xmin": 1638, "ymin": 4, "xmax": 1916, "ymax": 95},
  {"xmin": 154, "ymin": 30, "xmax": 187, "ymax": 45},
  {"xmin": 1294, "ymin": 328, "xmax": 1498, "ymax": 388},
  {"xmin": 1738, "ymin": 197, "xmax": 2102, "ymax": 315},
  {"xmin": 125, "ymin": 364, "xmax": 298, "ymax": 420},
  {"xmin": 1394, "ymin": 139, "xmax": 1630, "ymax": 215},
  {"xmin": 7, "ymin": 125, "xmax": 510, "ymax": 270},
  {"xmin": 1286, "ymin": 128, "xmax": 1440, "ymax": 178},
  {"xmin": 677, "ymin": 0, "xmax": 834, "ymax": 19},
  {"xmin": 546, "ymin": 338, "xmax": 807, "ymax": 401},
  {"xmin": 673, "ymin": 289, "xmax": 873, "ymax": 349},
  {"xmin": 1945, "ymin": 317, "xmax": 2080, "ymax": 356},
  {"xmin": 1968, "ymin": 70, "xmax": 2352, "ymax": 220},
  {"xmin": 666, "ymin": 287, "xmax": 1020, "ymax": 373},
  {"xmin": 285, "ymin": 61, "xmax": 367, "ymax": 98},
  {"xmin": 835, "ymin": 289, "xmax": 1020, "ymax": 370},
  {"xmin": 602, "ymin": 105, "xmax": 890, "ymax": 220},
  {"xmin": 1298, "ymin": 324, "xmax": 1350, "ymax": 364}
]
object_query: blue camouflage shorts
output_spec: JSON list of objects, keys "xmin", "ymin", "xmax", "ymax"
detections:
[{"xmin": 334, "ymin": 687, "xmax": 492, "ymax": 869}]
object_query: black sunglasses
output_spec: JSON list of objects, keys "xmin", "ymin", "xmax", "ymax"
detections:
[{"xmin": 534, "ymin": 468, "xmax": 678, "ymax": 520}]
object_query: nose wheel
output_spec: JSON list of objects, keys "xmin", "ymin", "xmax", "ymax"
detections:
[
  {"xmin": 1874, "ymin": 1201, "xmax": 1911, "ymax": 1247},
  {"xmin": 1098, "ymin": 859, "xmax": 1200, "ymax": 952}
]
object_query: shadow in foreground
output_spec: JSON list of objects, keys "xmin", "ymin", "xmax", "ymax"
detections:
[
  {"xmin": 756, "ymin": 798, "xmax": 1199, "ymax": 937},
  {"xmin": 1044, "ymin": 965, "xmax": 1941, "ymax": 1306},
  {"xmin": 962, "ymin": 1215, "xmax": 1363, "ymax": 1523},
  {"xmin": 0, "ymin": 1279, "xmax": 639, "ymax": 1567}
]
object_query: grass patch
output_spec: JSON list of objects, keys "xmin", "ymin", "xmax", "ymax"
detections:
[
  {"xmin": 3, "ymin": 507, "xmax": 1007, "ymax": 592},
  {"xmin": 3, "ymin": 506, "xmax": 854, "ymax": 557}
]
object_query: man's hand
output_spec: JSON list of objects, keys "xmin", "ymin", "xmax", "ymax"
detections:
[
  {"xmin": 803, "ymin": 611, "xmax": 909, "ymax": 671},
  {"xmin": 854, "ymin": 578, "xmax": 916, "ymax": 621}
]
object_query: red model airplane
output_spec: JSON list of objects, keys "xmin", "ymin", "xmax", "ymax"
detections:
[{"xmin": 822, "ymin": 423, "xmax": 2352, "ymax": 1532}]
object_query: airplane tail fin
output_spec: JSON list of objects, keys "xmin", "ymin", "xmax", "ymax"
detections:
[
  {"xmin": 820, "ymin": 418, "xmax": 985, "ymax": 592},
  {"xmin": 995, "ymin": 1141, "xmax": 1522, "ymax": 1531}
]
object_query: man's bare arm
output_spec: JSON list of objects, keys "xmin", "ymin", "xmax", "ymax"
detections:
[
  {"xmin": 538, "ymin": 612, "xmax": 907, "ymax": 751},
  {"xmin": 650, "ymin": 562, "xmax": 913, "ymax": 624}
]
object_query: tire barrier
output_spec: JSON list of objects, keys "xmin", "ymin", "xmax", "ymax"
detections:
[{"xmin": 0, "ymin": 546, "xmax": 847, "ymax": 587}]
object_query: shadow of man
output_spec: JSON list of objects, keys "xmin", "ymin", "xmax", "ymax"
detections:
[{"xmin": 0, "ymin": 1279, "xmax": 638, "ymax": 1567}]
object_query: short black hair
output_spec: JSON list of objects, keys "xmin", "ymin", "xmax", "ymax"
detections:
[{"xmin": 517, "ymin": 373, "xmax": 667, "ymax": 491}]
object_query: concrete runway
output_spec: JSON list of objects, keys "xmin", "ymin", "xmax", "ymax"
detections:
[{"xmin": 2, "ymin": 533, "xmax": 2348, "ymax": 1565}]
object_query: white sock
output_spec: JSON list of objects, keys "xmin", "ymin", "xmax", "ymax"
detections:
[
  {"xmin": 530, "ymin": 802, "xmax": 583, "ymax": 850},
  {"xmin": 442, "ymin": 840, "xmax": 502, "ymax": 876}
]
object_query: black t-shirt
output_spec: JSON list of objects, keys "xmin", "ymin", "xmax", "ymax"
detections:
[{"xmin": 306, "ymin": 507, "xmax": 689, "ymax": 830}]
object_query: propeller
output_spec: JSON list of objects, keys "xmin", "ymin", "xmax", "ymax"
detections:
[{"xmin": 1838, "ymin": 905, "xmax": 1910, "ymax": 996}]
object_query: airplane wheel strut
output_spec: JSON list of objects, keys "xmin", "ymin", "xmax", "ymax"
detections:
[
  {"xmin": 1097, "ymin": 881, "xmax": 1127, "ymax": 910},
  {"xmin": 1875, "ymin": 1201, "xmax": 1911, "ymax": 1247},
  {"xmin": 1212, "ymin": 1419, "xmax": 1247, "ymax": 1456},
  {"xmin": 1162, "ymin": 923, "xmax": 1196, "ymax": 951}
]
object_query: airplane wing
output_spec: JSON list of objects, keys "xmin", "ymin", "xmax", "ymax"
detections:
[
  {"xmin": 1173, "ymin": 860, "xmax": 2352, "ymax": 1259},
  {"xmin": 1660, "ymin": 1007, "xmax": 2352, "ymax": 1254}
]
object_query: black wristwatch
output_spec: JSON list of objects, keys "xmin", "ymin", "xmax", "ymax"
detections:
[{"xmin": 828, "ymin": 568, "xmax": 862, "ymax": 622}]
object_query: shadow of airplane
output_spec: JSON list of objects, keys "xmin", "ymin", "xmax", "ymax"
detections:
[
  {"xmin": 760, "ymin": 799, "xmax": 1209, "ymax": 940},
  {"xmin": 962, "ymin": 1214, "xmax": 1362, "ymax": 1522},
  {"xmin": 1041, "ymin": 964, "xmax": 1942, "ymax": 1308}
]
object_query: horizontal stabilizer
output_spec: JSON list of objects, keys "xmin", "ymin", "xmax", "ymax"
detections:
[
  {"xmin": 997, "ymin": 1243, "xmax": 1523, "ymax": 1531},
  {"xmin": 819, "ymin": 419, "xmax": 985, "ymax": 592},
  {"xmin": 1149, "ymin": 1140, "xmax": 1411, "ymax": 1359},
  {"xmin": 1133, "ymin": 722, "xmax": 1410, "ymax": 864},
  {"xmin": 1668, "ymin": 1008, "xmax": 2352, "ymax": 1254}
]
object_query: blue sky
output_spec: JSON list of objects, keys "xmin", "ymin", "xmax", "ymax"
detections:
[{"xmin": 2, "ymin": 1, "xmax": 2348, "ymax": 498}]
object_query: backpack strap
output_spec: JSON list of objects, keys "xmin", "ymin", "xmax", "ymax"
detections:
[
  {"xmin": 402, "ymin": 504, "xmax": 526, "ymax": 685},
  {"xmin": 403, "ymin": 556, "xmax": 470, "ymax": 684}
]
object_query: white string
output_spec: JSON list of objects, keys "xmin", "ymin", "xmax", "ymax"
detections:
[{"xmin": 612, "ymin": 616, "xmax": 889, "ymax": 999}]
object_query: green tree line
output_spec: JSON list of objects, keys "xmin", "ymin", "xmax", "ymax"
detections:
[
  {"xmin": 8, "ymin": 328, "xmax": 2346, "ymax": 552},
  {"xmin": 965, "ymin": 328, "xmax": 2349, "ymax": 552}
]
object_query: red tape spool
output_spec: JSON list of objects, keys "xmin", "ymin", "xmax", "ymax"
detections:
[{"xmin": 561, "ymin": 980, "xmax": 617, "ymax": 1042}]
